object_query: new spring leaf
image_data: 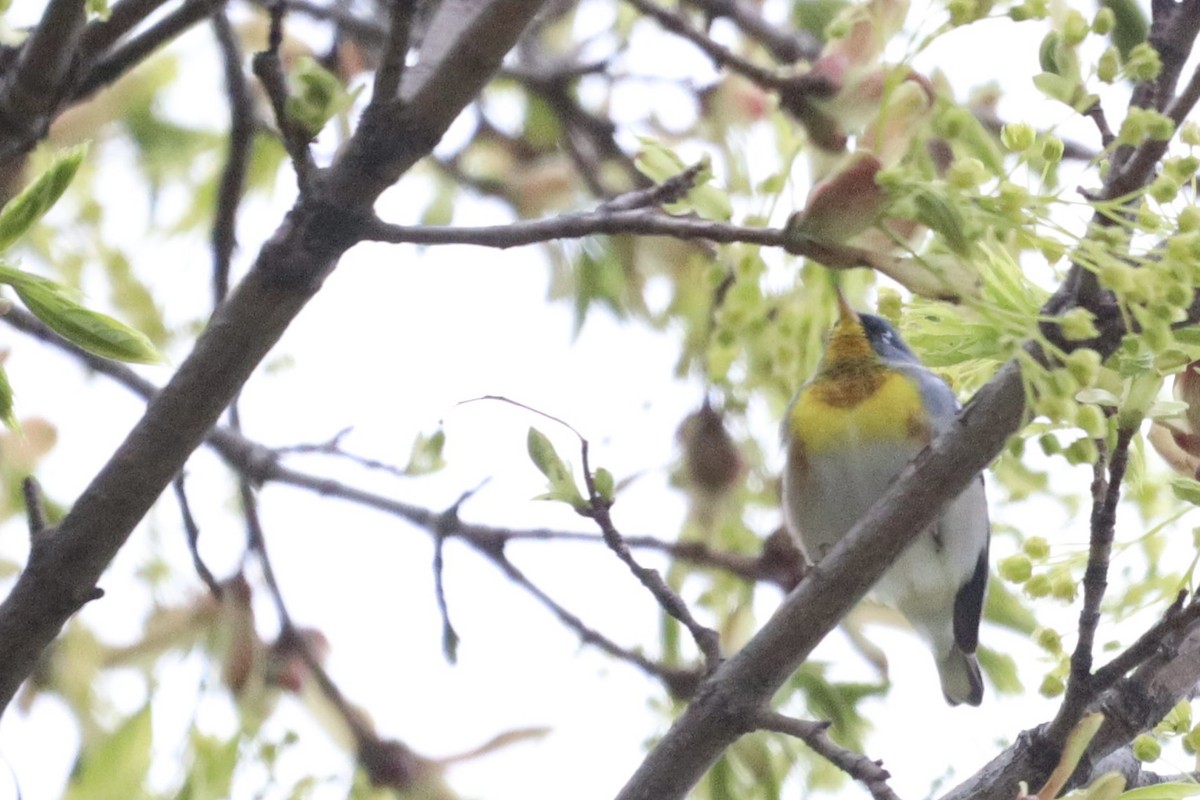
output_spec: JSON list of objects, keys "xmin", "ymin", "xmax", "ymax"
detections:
[
  {"xmin": 527, "ymin": 427, "xmax": 586, "ymax": 511},
  {"xmin": 0, "ymin": 144, "xmax": 87, "ymax": 252}
]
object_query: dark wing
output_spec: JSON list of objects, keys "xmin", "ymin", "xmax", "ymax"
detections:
[{"xmin": 953, "ymin": 509, "xmax": 989, "ymax": 654}]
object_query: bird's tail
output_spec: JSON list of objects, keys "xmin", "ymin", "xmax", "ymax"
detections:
[{"xmin": 937, "ymin": 646, "xmax": 983, "ymax": 706}]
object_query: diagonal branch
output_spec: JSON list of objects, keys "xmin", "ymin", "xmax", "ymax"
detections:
[{"xmin": 0, "ymin": 0, "xmax": 550, "ymax": 720}]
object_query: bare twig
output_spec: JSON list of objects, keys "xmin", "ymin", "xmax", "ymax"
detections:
[
  {"xmin": 211, "ymin": 13, "xmax": 255, "ymax": 307},
  {"xmin": 371, "ymin": 0, "xmax": 417, "ymax": 104},
  {"xmin": 624, "ymin": 0, "xmax": 785, "ymax": 90},
  {"xmin": 580, "ymin": 436, "xmax": 722, "ymax": 671},
  {"xmin": 1083, "ymin": 101, "xmax": 1115, "ymax": 150},
  {"xmin": 73, "ymin": 0, "xmax": 226, "ymax": 100},
  {"xmin": 1089, "ymin": 591, "xmax": 1200, "ymax": 691},
  {"xmin": 361, "ymin": 202, "xmax": 901, "ymax": 272},
  {"xmin": 171, "ymin": 473, "xmax": 223, "ymax": 596},
  {"xmin": 758, "ymin": 711, "xmax": 902, "ymax": 800},
  {"xmin": 79, "ymin": 0, "xmax": 175, "ymax": 58},
  {"xmin": 682, "ymin": 0, "xmax": 819, "ymax": 64},
  {"xmin": 249, "ymin": 0, "xmax": 388, "ymax": 46},
  {"xmin": 480, "ymin": 541, "xmax": 703, "ymax": 699},
  {"xmin": 250, "ymin": 5, "xmax": 317, "ymax": 189},
  {"xmin": 21, "ymin": 478, "xmax": 46, "ymax": 537}
]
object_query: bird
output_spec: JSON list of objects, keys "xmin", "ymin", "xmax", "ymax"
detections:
[{"xmin": 781, "ymin": 292, "xmax": 990, "ymax": 706}]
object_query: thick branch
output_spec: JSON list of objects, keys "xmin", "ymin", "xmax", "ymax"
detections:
[{"xmin": 613, "ymin": 354, "xmax": 1033, "ymax": 800}]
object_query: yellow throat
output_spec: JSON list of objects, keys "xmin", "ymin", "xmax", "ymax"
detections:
[{"xmin": 788, "ymin": 296, "xmax": 928, "ymax": 455}]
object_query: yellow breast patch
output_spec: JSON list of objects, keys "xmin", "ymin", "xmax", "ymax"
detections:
[{"xmin": 789, "ymin": 370, "xmax": 930, "ymax": 455}]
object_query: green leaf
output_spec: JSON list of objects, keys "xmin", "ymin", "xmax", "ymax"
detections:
[
  {"xmin": 593, "ymin": 467, "xmax": 615, "ymax": 502},
  {"xmin": 404, "ymin": 427, "xmax": 447, "ymax": 475},
  {"xmin": 65, "ymin": 705, "xmax": 153, "ymax": 800},
  {"xmin": 977, "ymin": 646, "xmax": 1023, "ymax": 694},
  {"xmin": 0, "ymin": 363, "xmax": 15, "ymax": 430},
  {"xmin": 913, "ymin": 190, "xmax": 970, "ymax": 255},
  {"xmin": 527, "ymin": 427, "xmax": 585, "ymax": 510},
  {"xmin": 0, "ymin": 144, "xmax": 87, "ymax": 252},
  {"xmin": 0, "ymin": 269, "xmax": 161, "ymax": 363},
  {"xmin": 286, "ymin": 56, "xmax": 361, "ymax": 139},
  {"xmin": 1171, "ymin": 476, "xmax": 1200, "ymax": 506}
]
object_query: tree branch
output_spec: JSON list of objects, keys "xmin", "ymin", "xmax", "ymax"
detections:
[
  {"xmin": 72, "ymin": 0, "xmax": 225, "ymax": 101},
  {"xmin": 0, "ymin": 0, "xmax": 550, "ymax": 719},
  {"xmin": 1045, "ymin": 428, "xmax": 1133, "ymax": 745},
  {"xmin": 211, "ymin": 12, "xmax": 254, "ymax": 307},
  {"xmin": 0, "ymin": 0, "xmax": 86, "ymax": 159},
  {"xmin": 361, "ymin": 204, "xmax": 902, "ymax": 271},
  {"xmin": 757, "ymin": 711, "xmax": 901, "ymax": 800}
]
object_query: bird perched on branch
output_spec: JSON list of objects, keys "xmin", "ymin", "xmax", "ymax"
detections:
[{"xmin": 781, "ymin": 292, "xmax": 989, "ymax": 706}]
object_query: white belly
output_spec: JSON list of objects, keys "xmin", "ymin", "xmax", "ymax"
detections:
[{"xmin": 782, "ymin": 440, "xmax": 988, "ymax": 653}]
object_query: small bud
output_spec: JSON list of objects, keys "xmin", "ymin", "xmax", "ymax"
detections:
[
  {"xmin": 1077, "ymin": 405, "xmax": 1107, "ymax": 438},
  {"xmin": 1062, "ymin": 10, "xmax": 1088, "ymax": 45},
  {"xmin": 1041, "ymin": 136, "xmax": 1065, "ymax": 163},
  {"xmin": 1097, "ymin": 47, "xmax": 1119, "ymax": 83},
  {"xmin": 1022, "ymin": 536, "xmax": 1050, "ymax": 561},
  {"xmin": 1034, "ymin": 626, "xmax": 1062, "ymax": 653},
  {"xmin": 1051, "ymin": 571, "xmax": 1078, "ymax": 601},
  {"xmin": 1092, "ymin": 7, "xmax": 1115, "ymax": 34},
  {"xmin": 1127, "ymin": 43, "xmax": 1163, "ymax": 82},
  {"xmin": 1061, "ymin": 310, "xmax": 1100, "ymax": 342},
  {"xmin": 1132, "ymin": 733, "xmax": 1162, "ymax": 762},
  {"xmin": 1064, "ymin": 437, "xmax": 1099, "ymax": 465},
  {"xmin": 1026, "ymin": 573, "xmax": 1053, "ymax": 598},
  {"xmin": 1066, "ymin": 347, "xmax": 1102, "ymax": 384},
  {"xmin": 999, "ymin": 554, "xmax": 1033, "ymax": 583},
  {"xmin": 1001, "ymin": 123, "xmax": 1036, "ymax": 152}
]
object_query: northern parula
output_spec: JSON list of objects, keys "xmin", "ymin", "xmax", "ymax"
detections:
[{"xmin": 781, "ymin": 293, "xmax": 990, "ymax": 706}]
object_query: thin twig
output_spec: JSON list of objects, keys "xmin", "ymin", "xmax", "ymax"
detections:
[
  {"xmin": 757, "ymin": 711, "xmax": 902, "ymax": 800},
  {"xmin": 682, "ymin": 0, "xmax": 818, "ymax": 63},
  {"xmin": 371, "ymin": 0, "xmax": 416, "ymax": 105},
  {"xmin": 1044, "ymin": 426, "xmax": 1133, "ymax": 748},
  {"xmin": 248, "ymin": 0, "xmax": 387, "ymax": 46},
  {"xmin": 171, "ymin": 473, "xmax": 223, "ymax": 596},
  {"xmin": 1090, "ymin": 591, "xmax": 1200, "ymax": 691},
  {"xmin": 250, "ymin": 4, "xmax": 317, "ymax": 189},
  {"xmin": 73, "ymin": 0, "xmax": 225, "ymax": 100},
  {"xmin": 79, "ymin": 0, "xmax": 174, "ymax": 58},
  {"xmin": 1084, "ymin": 100, "xmax": 1115, "ymax": 150},
  {"xmin": 21, "ymin": 477, "xmax": 46, "ymax": 537},
  {"xmin": 210, "ymin": 13, "xmax": 255, "ymax": 307},
  {"xmin": 624, "ymin": 0, "xmax": 782, "ymax": 89},
  {"xmin": 239, "ymin": 480, "xmax": 291, "ymax": 627},
  {"xmin": 361, "ymin": 202, "xmax": 900, "ymax": 271},
  {"xmin": 579, "ymin": 439, "xmax": 723, "ymax": 671},
  {"xmin": 479, "ymin": 541, "xmax": 703, "ymax": 698}
]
